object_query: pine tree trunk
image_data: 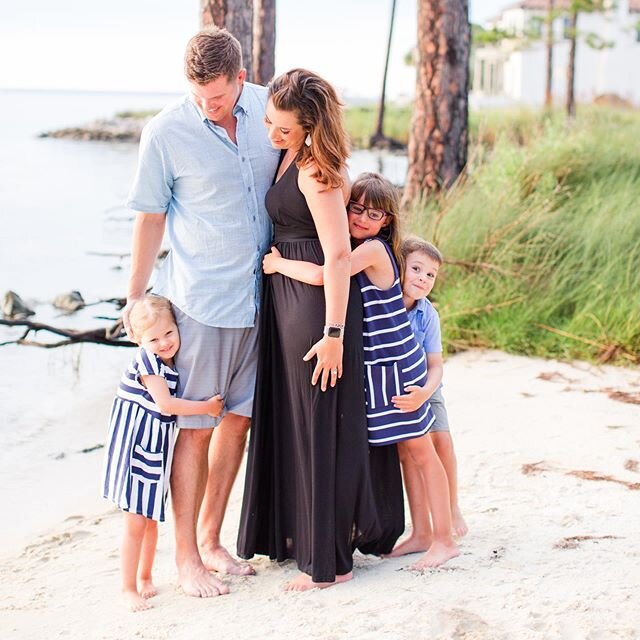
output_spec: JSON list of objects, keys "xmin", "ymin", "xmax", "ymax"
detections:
[
  {"xmin": 200, "ymin": 0, "xmax": 254, "ymax": 81},
  {"xmin": 566, "ymin": 9, "xmax": 578, "ymax": 119},
  {"xmin": 371, "ymin": 0, "xmax": 397, "ymax": 147},
  {"xmin": 404, "ymin": 0, "xmax": 470, "ymax": 204},
  {"xmin": 252, "ymin": 0, "xmax": 276, "ymax": 85},
  {"xmin": 544, "ymin": 0, "xmax": 555, "ymax": 108}
]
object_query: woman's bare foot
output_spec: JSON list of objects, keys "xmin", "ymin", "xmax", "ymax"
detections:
[
  {"xmin": 137, "ymin": 578, "xmax": 157, "ymax": 599},
  {"xmin": 385, "ymin": 533, "xmax": 432, "ymax": 558},
  {"xmin": 409, "ymin": 540, "xmax": 459, "ymax": 571},
  {"xmin": 201, "ymin": 545, "xmax": 255, "ymax": 576},
  {"xmin": 177, "ymin": 557, "xmax": 230, "ymax": 598},
  {"xmin": 283, "ymin": 571, "xmax": 353, "ymax": 592},
  {"xmin": 123, "ymin": 589, "xmax": 152, "ymax": 612},
  {"xmin": 452, "ymin": 506, "xmax": 468, "ymax": 538}
]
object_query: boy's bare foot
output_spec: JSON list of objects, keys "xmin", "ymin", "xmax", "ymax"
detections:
[
  {"xmin": 452, "ymin": 506, "xmax": 468, "ymax": 537},
  {"xmin": 177, "ymin": 558, "xmax": 230, "ymax": 598},
  {"xmin": 283, "ymin": 571, "xmax": 353, "ymax": 592},
  {"xmin": 409, "ymin": 540, "xmax": 459, "ymax": 571},
  {"xmin": 137, "ymin": 578, "xmax": 157, "ymax": 599},
  {"xmin": 385, "ymin": 533, "xmax": 432, "ymax": 558},
  {"xmin": 201, "ymin": 545, "xmax": 255, "ymax": 576},
  {"xmin": 123, "ymin": 589, "xmax": 152, "ymax": 612}
]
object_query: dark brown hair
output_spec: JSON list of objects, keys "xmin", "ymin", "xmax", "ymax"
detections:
[
  {"xmin": 184, "ymin": 27, "xmax": 242, "ymax": 83},
  {"xmin": 351, "ymin": 172, "xmax": 402, "ymax": 267},
  {"xmin": 269, "ymin": 68, "xmax": 349, "ymax": 189}
]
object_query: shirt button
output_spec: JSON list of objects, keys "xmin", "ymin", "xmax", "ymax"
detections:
[
  {"xmin": 248, "ymin": 186, "xmax": 252, "ymax": 192},
  {"xmin": 242, "ymin": 157, "xmax": 246, "ymax": 162},
  {"xmin": 252, "ymin": 216, "xmax": 256, "ymax": 221}
]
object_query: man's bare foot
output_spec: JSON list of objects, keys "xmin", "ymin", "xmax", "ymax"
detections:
[
  {"xmin": 283, "ymin": 571, "xmax": 353, "ymax": 592},
  {"xmin": 137, "ymin": 578, "xmax": 157, "ymax": 599},
  {"xmin": 177, "ymin": 558, "xmax": 230, "ymax": 598},
  {"xmin": 200, "ymin": 545, "xmax": 255, "ymax": 576},
  {"xmin": 409, "ymin": 540, "xmax": 459, "ymax": 571},
  {"xmin": 452, "ymin": 506, "xmax": 468, "ymax": 537},
  {"xmin": 123, "ymin": 589, "xmax": 152, "ymax": 612},
  {"xmin": 385, "ymin": 533, "xmax": 432, "ymax": 558}
]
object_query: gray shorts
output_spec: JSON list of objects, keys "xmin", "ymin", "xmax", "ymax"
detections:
[
  {"xmin": 428, "ymin": 387, "xmax": 450, "ymax": 433},
  {"xmin": 172, "ymin": 305, "xmax": 258, "ymax": 429}
]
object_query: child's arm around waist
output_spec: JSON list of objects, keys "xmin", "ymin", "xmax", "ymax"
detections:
[
  {"xmin": 262, "ymin": 241, "xmax": 389, "ymax": 285},
  {"xmin": 142, "ymin": 375, "xmax": 224, "ymax": 417},
  {"xmin": 392, "ymin": 351, "xmax": 443, "ymax": 413}
]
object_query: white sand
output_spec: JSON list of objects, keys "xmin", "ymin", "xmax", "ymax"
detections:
[{"xmin": 1, "ymin": 350, "xmax": 639, "ymax": 639}]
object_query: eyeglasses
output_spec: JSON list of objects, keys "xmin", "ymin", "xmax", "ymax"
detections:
[{"xmin": 347, "ymin": 200, "xmax": 393, "ymax": 222}]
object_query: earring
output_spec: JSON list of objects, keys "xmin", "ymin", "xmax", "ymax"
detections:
[{"xmin": 305, "ymin": 134, "xmax": 311, "ymax": 147}]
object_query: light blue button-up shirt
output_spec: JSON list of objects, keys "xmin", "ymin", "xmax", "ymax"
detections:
[{"xmin": 128, "ymin": 82, "xmax": 280, "ymax": 328}]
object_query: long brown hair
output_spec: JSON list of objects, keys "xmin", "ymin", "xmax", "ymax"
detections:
[
  {"xmin": 351, "ymin": 172, "xmax": 403, "ymax": 271},
  {"xmin": 268, "ymin": 69, "xmax": 349, "ymax": 189}
]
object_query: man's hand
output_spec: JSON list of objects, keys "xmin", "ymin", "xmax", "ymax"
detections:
[{"xmin": 122, "ymin": 295, "xmax": 144, "ymax": 340}]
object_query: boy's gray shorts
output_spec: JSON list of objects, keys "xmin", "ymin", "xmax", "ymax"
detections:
[
  {"xmin": 428, "ymin": 387, "xmax": 450, "ymax": 433},
  {"xmin": 172, "ymin": 305, "xmax": 258, "ymax": 429}
]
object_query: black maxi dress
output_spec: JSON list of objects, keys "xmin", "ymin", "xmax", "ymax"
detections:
[{"xmin": 237, "ymin": 160, "xmax": 403, "ymax": 581}]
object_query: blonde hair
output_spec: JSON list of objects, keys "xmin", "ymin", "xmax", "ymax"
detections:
[
  {"xmin": 184, "ymin": 27, "xmax": 242, "ymax": 83},
  {"xmin": 351, "ymin": 172, "xmax": 402, "ymax": 266},
  {"xmin": 128, "ymin": 295, "xmax": 176, "ymax": 344},
  {"xmin": 268, "ymin": 68, "xmax": 349, "ymax": 189},
  {"xmin": 399, "ymin": 236, "xmax": 444, "ymax": 283}
]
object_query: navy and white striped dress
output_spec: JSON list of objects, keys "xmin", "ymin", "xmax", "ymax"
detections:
[
  {"xmin": 102, "ymin": 348, "xmax": 178, "ymax": 522},
  {"xmin": 357, "ymin": 239, "xmax": 435, "ymax": 446}
]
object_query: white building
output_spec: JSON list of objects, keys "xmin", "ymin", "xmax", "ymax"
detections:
[{"xmin": 471, "ymin": 0, "xmax": 640, "ymax": 107}]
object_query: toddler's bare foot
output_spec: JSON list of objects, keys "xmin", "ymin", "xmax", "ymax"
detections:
[
  {"xmin": 385, "ymin": 532, "xmax": 432, "ymax": 558},
  {"xmin": 409, "ymin": 540, "xmax": 459, "ymax": 571},
  {"xmin": 137, "ymin": 578, "xmax": 157, "ymax": 599},
  {"xmin": 452, "ymin": 506, "xmax": 468, "ymax": 537},
  {"xmin": 123, "ymin": 589, "xmax": 152, "ymax": 612},
  {"xmin": 201, "ymin": 545, "xmax": 255, "ymax": 576},
  {"xmin": 283, "ymin": 571, "xmax": 353, "ymax": 592},
  {"xmin": 177, "ymin": 558, "xmax": 230, "ymax": 598}
]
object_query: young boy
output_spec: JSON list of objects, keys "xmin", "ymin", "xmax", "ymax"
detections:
[{"xmin": 389, "ymin": 236, "xmax": 467, "ymax": 562}]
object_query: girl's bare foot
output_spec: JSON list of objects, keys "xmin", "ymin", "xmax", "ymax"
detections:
[
  {"xmin": 283, "ymin": 571, "xmax": 353, "ymax": 592},
  {"xmin": 409, "ymin": 540, "xmax": 459, "ymax": 571},
  {"xmin": 452, "ymin": 506, "xmax": 468, "ymax": 537},
  {"xmin": 137, "ymin": 578, "xmax": 157, "ymax": 599},
  {"xmin": 385, "ymin": 533, "xmax": 432, "ymax": 558},
  {"xmin": 123, "ymin": 589, "xmax": 152, "ymax": 612},
  {"xmin": 200, "ymin": 545, "xmax": 255, "ymax": 576}
]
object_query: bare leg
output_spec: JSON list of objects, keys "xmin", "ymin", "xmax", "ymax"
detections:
[
  {"xmin": 431, "ymin": 432, "xmax": 468, "ymax": 537},
  {"xmin": 401, "ymin": 436, "xmax": 459, "ymax": 570},
  {"xmin": 137, "ymin": 519, "xmax": 158, "ymax": 599},
  {"xmin": 387, "ymin": 445, "xmax": 433, "ymax": 557},
  {"xmin": 121, "ymin": 512, "xmax": 152, "ymax": 612},
  {"xmin": 284, "ymin": 572, "xmax": 353, "ymax": 592},
  {"xmin": 198, "ymin": 413, "xmax": 254, "ymax": 576},
  {"xmin": 171, "ymin": 428, "xmax": 229, "ymax": 597}
]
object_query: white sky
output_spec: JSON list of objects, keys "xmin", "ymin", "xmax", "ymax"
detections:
[{"xmin": 0, "ymin": 0, "xmax": 506, "ymax": 99}]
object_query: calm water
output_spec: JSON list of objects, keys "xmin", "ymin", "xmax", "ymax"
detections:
[{"xmin": 0, "ymin": 89, "xmax": 408, "ymax": 550}]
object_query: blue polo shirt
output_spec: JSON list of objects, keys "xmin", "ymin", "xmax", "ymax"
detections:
[
  {"xmin": 128, "ymin": 82, "xmax": 280, "ymax": 328},
  {"xmin": 406, "ymin": 297, "xmax": 442, "ymax": 354}
]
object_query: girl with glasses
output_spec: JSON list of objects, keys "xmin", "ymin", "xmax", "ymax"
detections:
[{"xmin": 263, "ymin": 172, "xmax": 459, "ymax": 569}]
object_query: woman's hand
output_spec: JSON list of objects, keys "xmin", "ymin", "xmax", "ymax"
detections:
[
  {"xmin": 303, "ymin": 335, "xmax": 343, "ymax": 391},
  {"xmin": 391, "ymin": 385, "xmax": 429, "ymax": 413},
  {"xmin": 262, "ymin": 246, "xmax": 282, "ymax": 274}
]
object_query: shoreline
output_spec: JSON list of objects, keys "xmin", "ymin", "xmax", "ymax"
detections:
[{"xmin": 1, "ymin": 349, "xmax": 638, "ymax": 639}]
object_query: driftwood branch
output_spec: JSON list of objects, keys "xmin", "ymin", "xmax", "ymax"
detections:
[{"xmin": 0, "ymin": 318, "xmax": 134, "ymax": 348}]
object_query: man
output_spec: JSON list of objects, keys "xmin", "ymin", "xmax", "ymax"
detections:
[{"xmin": 123, "ymin": 27, "xmax": 279, "ymax": 598}]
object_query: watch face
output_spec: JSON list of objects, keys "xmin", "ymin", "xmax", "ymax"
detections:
[{"xmin": 327, "ymin": 326, "xmax": 342, "ymax": 338}]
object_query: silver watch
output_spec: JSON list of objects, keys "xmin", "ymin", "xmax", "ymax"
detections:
[{"xmin": 323, "ymin": 324, "xmax": 344, "ymax": 339}]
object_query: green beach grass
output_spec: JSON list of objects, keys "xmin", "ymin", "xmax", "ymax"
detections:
[{"xmin": 404, "ymin": 107, "xmax": 640, "ymax": 365}]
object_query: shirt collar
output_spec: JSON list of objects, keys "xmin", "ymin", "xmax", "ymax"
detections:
[{"xmin": 190, "ymin": 83, "xmax": 249, "ymax": 123}]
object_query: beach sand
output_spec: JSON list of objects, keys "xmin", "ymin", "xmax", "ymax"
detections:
[{"xmin": 1, "ymin": 349, "xmax": 638, "ymax": 639}]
